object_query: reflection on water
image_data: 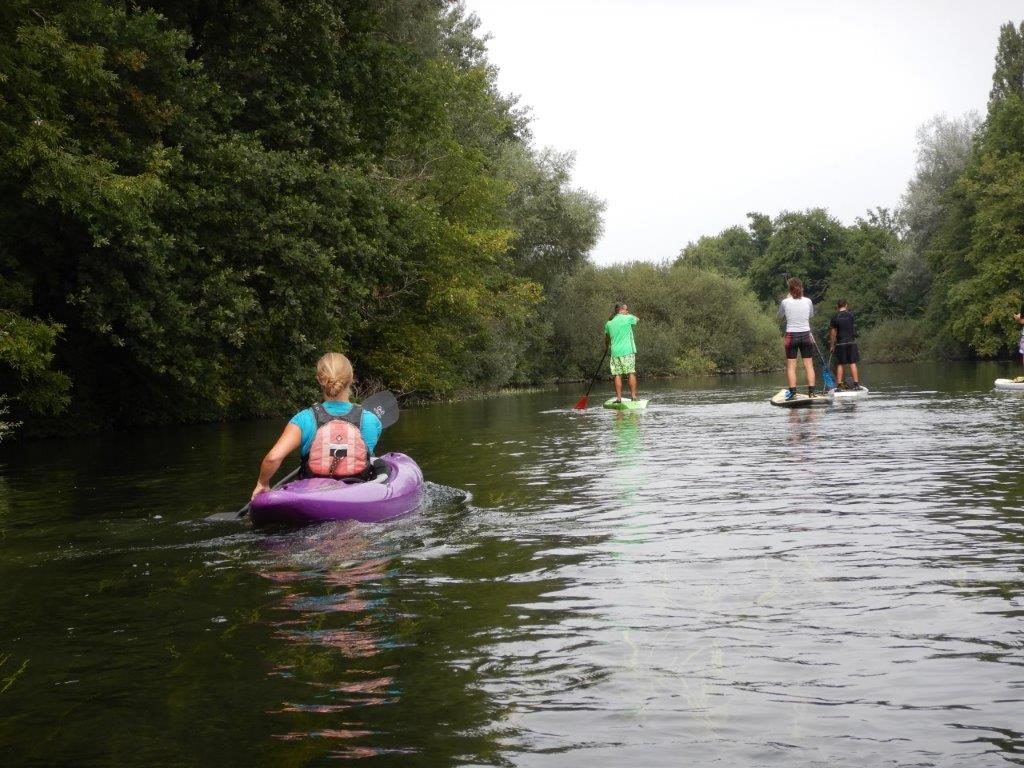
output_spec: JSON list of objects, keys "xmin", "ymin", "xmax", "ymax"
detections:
[
  {"xmin": 613, "ymin": 411, "xmax": 641, "ymax": 457},
  {"xmin": 259, "ymin": 526, "xmax": 394, "ymax": 758},
  {"xmin": 1, "ymin": 363, "xmax": 1023, "ymax": 766}
]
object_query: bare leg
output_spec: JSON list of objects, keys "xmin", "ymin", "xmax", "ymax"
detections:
[
  {"xmin": 850, "ymin": 362, "xmax": 859, "ymax": 383},
  {"xmin": 803, "ymin": 356, "xmax": 816, "ymax": 389},
  {"xmin": 836, "ymin": 363, "xmax": 845, "ymax": 385},
  {"xmin": 786, "ymin": 358, "xmax": 797, "ymax": 388},
  {"xmin": 613, "ymin": 374, "xmax": 623, "ymax": 400},
  {"xmin": 628, "ymin": 373, "xmax": 638, "ymax": 400}
]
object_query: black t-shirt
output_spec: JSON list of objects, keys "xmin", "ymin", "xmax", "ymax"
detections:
[{"xmin": 829, "ymin": 310, "xmax": 856, "ymax": 343}]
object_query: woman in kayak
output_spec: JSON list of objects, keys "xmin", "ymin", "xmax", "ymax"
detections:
[
  {"xmin": 251, "ymin": 352, "xmax": 383, "ymax": 500},
  {"xmin": 778, "ymin": 277, "xmax": 817, "ymax": 400}
]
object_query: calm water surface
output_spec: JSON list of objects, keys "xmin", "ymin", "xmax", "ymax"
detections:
[{"xmin": 2, "ymin": 362, "xmax": 1023, "ymax": 767}]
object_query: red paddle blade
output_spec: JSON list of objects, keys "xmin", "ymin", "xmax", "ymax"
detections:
[{"xmin": 573, "ymin": 395, "xmax": 589, "ymax": 410}]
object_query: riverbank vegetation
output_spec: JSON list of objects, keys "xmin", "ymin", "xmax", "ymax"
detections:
[
  {"xmin": 1, "ymin": 4, "xmax": 1022, "ymax": 438},
  {"xmin": 677, "ymin": 22, "xmax": 1024, "ymax": 367}
]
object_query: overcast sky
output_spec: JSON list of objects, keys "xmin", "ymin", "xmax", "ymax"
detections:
[{"xmin": 464, "ymin": 0, "xmax": 1022, "ymax": 265}]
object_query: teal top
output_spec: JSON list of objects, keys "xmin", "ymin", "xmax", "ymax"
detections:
[
  {"xmin": 604, "ymin": 313, "xmax": 638, "ymax": 358},
  {"xmin": 289, "ymin": 401, "xmax": 383, "ymax": 457}
]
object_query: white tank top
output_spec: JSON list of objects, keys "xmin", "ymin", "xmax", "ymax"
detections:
[{"xmin": 779, "ymin": 296, "xmax": 814, "ymax": 332}]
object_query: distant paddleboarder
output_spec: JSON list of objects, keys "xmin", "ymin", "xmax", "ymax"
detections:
[
  {"xmin": 828, "ymin": 299, "xmax": 865, "ymax": 390},
  {"xmin": 605, "ymin": 302, "xmax": 639, "ymax": 403},
  {"xmin": 1014, "ymin": 305, "xmax": 1024, "ymax": 372},
  {"xmin": 778, "ymin": 278, "xmax": 816, "ymax": 400}
]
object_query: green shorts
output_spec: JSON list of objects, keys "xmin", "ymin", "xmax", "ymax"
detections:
[{"xmin": 610, "ymin": 354, "xmax": 636, "ymax": 376}]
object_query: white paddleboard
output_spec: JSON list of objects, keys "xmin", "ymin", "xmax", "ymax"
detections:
[
  {"xmin": 994, "ymin": 378, "xmax": 1024, "ymax": 391},
  {"xmin": 833, "ymin": 385, "xmax": 870, "ymax": 398},
  {"xmin": 769, "ymin": 390, "xmax": 833, "ymax": 408}
]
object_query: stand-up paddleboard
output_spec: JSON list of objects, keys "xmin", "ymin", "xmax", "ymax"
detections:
[
  {"xmin": 603, "ymin": 398, "xmax": 649, "ymax": 410},
  {"xmin": 994, "ymin": 378, "xmax": 1024, "ymax": 391},
  {"xmin": 769, "ymin": 389, "xmax": 833, "ymax": 408},
  {"xmin": 833, "ymin": 385, "xmax": 870, "ymax": 398}
]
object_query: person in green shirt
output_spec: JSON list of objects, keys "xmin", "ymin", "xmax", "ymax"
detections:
[{"xmin": 604, "ymin": 302, "xmax": 639, "ymax": 402}]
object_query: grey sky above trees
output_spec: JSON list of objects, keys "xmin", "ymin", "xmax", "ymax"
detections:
[{"xmin": 466, "ymin": 0, "xmax": 1024, "ymax": 265}]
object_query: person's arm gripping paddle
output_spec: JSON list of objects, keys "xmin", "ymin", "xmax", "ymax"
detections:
[{"xmin": 252, "ymin": 423, "xmax": 302, "ymax": 501}]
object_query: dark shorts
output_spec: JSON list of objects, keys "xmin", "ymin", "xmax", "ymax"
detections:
[
  {"xmin": 834, "ymin": 342, "xmax": 859, "ymax": 364},
  {"xmin": 783, "ymin": 331, "xmax": 814, "ymax": 360}
]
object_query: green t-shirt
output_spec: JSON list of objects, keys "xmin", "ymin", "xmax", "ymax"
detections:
[{"xmin": 604, "ymin": 313, "xmax": 638, "ymax": 358}]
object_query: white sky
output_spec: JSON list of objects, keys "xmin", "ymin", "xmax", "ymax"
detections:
[{"xmin": 464, "ymin": 0, "xmax": 1023, "ymax": 265}]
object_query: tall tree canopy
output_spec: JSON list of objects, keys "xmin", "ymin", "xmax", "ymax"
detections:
[
  {"xmin": 0, "ymin": 0, "xmax": 604, "ymax": 436},
  {"xmin": 3, "ymin": 6, "xmax": 1022, "ymax": 440},
  {"xmin": 931, "ymin": 21, "xmax": 1024, "ymax": 356}
]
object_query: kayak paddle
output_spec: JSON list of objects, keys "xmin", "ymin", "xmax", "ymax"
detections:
[
  {"xmin": 236, "ymin": 390, "xmax": 401, "ymax": 517},
  {"xmin": 359, "ymin": 389, "xmax": 400, "ymax": 429},
  {"xmin": 236, "ymin": 467, "xmax": 299, "ymax": 518},
  {"xmin": 573, "ymin": 350, "xmax": 608, "ymax": 410}
]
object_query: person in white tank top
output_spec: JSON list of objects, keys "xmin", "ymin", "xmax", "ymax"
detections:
[{"xmin": 777, "ymin": 278, "xmax": 817, "ymax": 399}]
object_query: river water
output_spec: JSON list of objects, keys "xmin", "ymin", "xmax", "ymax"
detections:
[{"xmin": 1, "ymin": 362, "xmax": 1023, "ymax": 767}]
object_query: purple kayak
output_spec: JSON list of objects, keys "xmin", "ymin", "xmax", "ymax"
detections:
[{"xmin": 250, "ymin": 452, "xmax": 424, "ymax": 525}]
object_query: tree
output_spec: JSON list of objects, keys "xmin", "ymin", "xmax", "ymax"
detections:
[
  {"xmin": 675, "ymin": 225, "xmax": 758, "ymax": 278},
  {"xmin": 747, "ymin": 209, "xmax": 846, "ymax": 304},
  {"xmin": 549, "ymin": 262, "xmax": 778, "ymax": 379},
  {"xmin": 500, "ymin": 146, "xmax": 604, "ymax": 287},
  {"xmin": 0, "ymin": 0, "xmax": 606, "ymax": 435},
  {"xmin": 890, "ymin": 113, "xmax": 980, "ymax": 316},
  {"xmin": 746, "ymin": 212, "xmax": 774, "ymax": 257},
  {"xmin": 824, "ymin": 216, "xmax": 898, "ymax": 329},
  {"xmin": 0, "ymin": 0, "xmax": 197, "ymax": 429},
  {"xmin": 932, "ymin": 22, "xmax": 1024, "ymax": 356}
]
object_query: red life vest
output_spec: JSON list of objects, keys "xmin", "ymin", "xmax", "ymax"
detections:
[{"xmin": 304, "ymin": 403, "xmax": 370, "ymax": 478}]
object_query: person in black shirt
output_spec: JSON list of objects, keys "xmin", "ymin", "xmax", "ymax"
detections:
[{"xmin": 828, "ymin": 299, "xmax": 863, "ymax": 390}]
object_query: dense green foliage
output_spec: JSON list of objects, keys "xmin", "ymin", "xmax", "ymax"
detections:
[
  {"xmin": 3, "ymin": 6, "xmax": 1022, "ymax": 439},
  {"xmin": 549, "ymin": 263, "xmax": 778, "ymax": 378},
  {"xmin": 0, "ymin": 0, "xmax": 603, "ymax": 436},
  {"xmin": 938, "ymin": 23, "xmax": 1024, "ymax": 356},
  {"xmin": 677, "ymin": 207, "xmax": 900, "ymax": 342}
]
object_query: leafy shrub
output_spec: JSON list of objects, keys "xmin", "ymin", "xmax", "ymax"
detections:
[
  {"xmin": 551, "ymin": 262, "xmax": 779, "ymax": 377},
  {"xmin": 859, "ymin": 318, "xmax": 931, "ymax": 362}
]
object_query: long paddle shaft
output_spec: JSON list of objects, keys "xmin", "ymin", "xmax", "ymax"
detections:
[
  {"xmin": 236, "ymin": 466, "xmax": 300, "ymax": 518},
  {"xmin": 574, "ymin": 350, "xmax": 609, "ymax": 410},
  {"xmin": 236, "ymin": 390, "xmax": 401, "ymax": 517},
  {"xmin": 810, "ymin": 333, "xmax": 837, "ymax": 390}
]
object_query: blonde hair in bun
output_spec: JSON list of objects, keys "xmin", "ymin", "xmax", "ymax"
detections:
[{"xmin": 316, "ymin": 352, "xmax": 354, "ymax": 399}]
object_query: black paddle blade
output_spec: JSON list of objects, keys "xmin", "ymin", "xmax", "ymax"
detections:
[{"xmin": 361, "ymin": 390, "xmax": 400, "ymax": 428}]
